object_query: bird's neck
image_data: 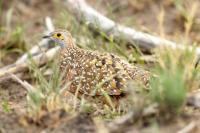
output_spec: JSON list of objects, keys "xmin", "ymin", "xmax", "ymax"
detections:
[
  {"xmin": 59, "ymin": 40, "xmax": 80, "ymax": 61},
  {"xmin": 68, "ymin": 37, "xmax": 75, "ymax": 48},
  {"xmin": 60, "ymin": 37, "xmax": 76, "ymax": 48},
  {"xmin": 60, "ymin": 38, "xmax": 79, "ymax": 52}
]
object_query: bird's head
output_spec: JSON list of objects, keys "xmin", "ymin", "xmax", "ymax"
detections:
[{"xmin": 43, "ymin": 29, "xmax": 74, "ymax": 48}]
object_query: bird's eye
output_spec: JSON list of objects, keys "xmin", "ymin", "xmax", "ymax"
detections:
[{"xmin": 56, "ymin": 33, "xmax": 61, "ymax": 37}]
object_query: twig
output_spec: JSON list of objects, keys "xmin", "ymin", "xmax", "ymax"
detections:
[
  {"xmin": 176, "ymin": 121, "xmax": 196, "ymax": 133},
  {"xmin": 64, "ymin": 0, "xmax": 200, "ymax": 56},
  {"xmin": 0, "ymin": 73, "xmax": 23, "ymax": 84},
  {"xmin": 187, "ymin": 90, "xmax": 200, "ymax": 108},
  {"xmin": 0, "ymin": 17, "xmax": 57, "ymax": 78},
  {"xmin": 16, "ymin": 16, "xmax": 55, "ymax": 64},
  {"xmin": 132, "ymin": 55, "xmax": 156, "ymax": 63},
  {"xmin": 0, "ymin": 46, "xmax": 60, "ymax": 78},
  {"xmin": 10, "ymin": 73, "xmax": 35, "ymax": 91}
]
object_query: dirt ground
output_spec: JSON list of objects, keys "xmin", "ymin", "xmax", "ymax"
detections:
[{"xmin": 0, "ymin": 0, "xmax": 200, "ymax": 133}]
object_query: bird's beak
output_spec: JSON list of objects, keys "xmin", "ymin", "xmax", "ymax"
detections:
[{"xmin": 42, "ymin": 35, "xmax": 51, "ymax": 39}]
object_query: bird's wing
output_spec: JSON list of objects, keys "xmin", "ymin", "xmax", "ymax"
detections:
[{"xmin": 109, "ymin": 53, "xmax": 150, "ymax": 85}]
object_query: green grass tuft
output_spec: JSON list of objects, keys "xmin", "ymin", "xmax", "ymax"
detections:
[
  {"xmin": 1, "ymin": 100, "xmax": 11, "ymax": 113},
  {"xmin": 149, "ymin": 46, "xmax": 199, "ymax": 113}
]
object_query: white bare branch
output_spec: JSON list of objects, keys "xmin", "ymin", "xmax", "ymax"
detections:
[
  {"xmin": 64, "ymin": 0, "xmax": 200, "ymax": 56},
  {"xmin": 16, "ymin": 16, "xmax": 55, "ymax": 64}
]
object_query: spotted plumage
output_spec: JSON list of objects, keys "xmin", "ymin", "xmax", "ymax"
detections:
[{"xmin": 43, "ymin": 29, "xmax": 150, "ymax": 97}]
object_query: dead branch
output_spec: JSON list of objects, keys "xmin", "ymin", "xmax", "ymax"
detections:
[
  {"xmin": 64, "ymin": 0, "xmax": 200, "ymax": 56},
  {"xmin": 176, "ymin": 121, "xmax": 196, "ymax": 133},
  {"xmin": 16, "ymin": 17, "xmax": 55, "ymax": 64},
  {"xmin": 0, "ymin": 17, "xmax": 57, "ymax": 79},
  {"xmin": 0, "ymin": 46, "xmax": 59, "ymax": 78},
  {"xmin": 187, "ymin": 90, "xmax": 200, "ymax": 108},
  {"xmin": 10, "ymin": 73, "xmax": 35, "ymax": 91}
]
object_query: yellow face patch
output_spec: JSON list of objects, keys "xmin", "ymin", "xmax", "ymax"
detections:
[{"xmin": 53, "ymin": 32, "xmax": 64, "ymax": 40}]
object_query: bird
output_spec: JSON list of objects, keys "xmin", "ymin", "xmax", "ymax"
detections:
[{"xmin": 43, "ymin": 29, "xmax": 150, "ymax": 105}]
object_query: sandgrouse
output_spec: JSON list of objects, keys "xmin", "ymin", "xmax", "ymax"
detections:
[{"xmin": 43, "ymin": 29, "xmax": 150, "ymax": 97}]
